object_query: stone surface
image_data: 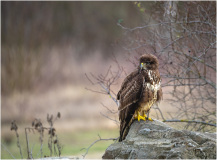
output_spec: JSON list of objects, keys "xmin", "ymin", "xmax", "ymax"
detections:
[{"xmin": 102, "ymin": 120, "xmax": 216, "ymax": 159}]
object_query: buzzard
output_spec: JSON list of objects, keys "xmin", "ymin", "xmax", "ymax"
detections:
[{"xmin": 117, "ymin": 54, "xmax": 163, "ymax": 142}]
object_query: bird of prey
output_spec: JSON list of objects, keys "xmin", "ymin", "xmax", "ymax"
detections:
[{"xmin": 117, "ymin": 54, "xmax": 163, "ymax": 142}]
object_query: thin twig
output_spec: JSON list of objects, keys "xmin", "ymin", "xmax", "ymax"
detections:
[
  {"xmin": 36, "ymin": 144, "xmax": 43, "ymax": 158},
  {"xmin": 100, "ymin": 102, "xmax": 118, "ymax": 114},
  {"xmin": 81, "ymin": 134, "xmax": 118, "ymax": 158},
  {"xmin": 1, "ymin": 143, "xmax": 15, "ymax": 159},
  {"xmin": 30, "ymin": 144, "xmax": 35, "ymax": 159},
  {"xmin": 163, "ymin": 119, "xmax": 216, "ymax": 127},
  {"xmin": 152, "ymin": 105, "xmax": 165, "ymax": 120},
  {"xmin": 99, "ymin": 82, "xmax": 118, "ymax": 106},
  {"xmin": 100, "ymin": 112, "xmax": 119, "ymax": 124},
  {"xmin": 25, "ymin": 128, "xmax": 31, "ymax": 159}
]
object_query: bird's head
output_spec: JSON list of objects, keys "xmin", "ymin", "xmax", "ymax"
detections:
[{"xmin": 139, "ymin": 54, "xmax": 159, "ymax": 70}]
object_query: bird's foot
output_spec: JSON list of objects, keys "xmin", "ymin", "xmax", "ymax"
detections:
[
  {"xmin": 134, "ymin": 112, "xmax": 146, "ymax": 122},
  {"xmin": 144, "ymin": 114, "xmax": 153, "ymax": 121}
]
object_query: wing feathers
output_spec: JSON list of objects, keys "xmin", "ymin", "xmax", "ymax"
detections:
[
  {"xmin": 118, "ymin": 74, "xmax": 142, "ymax": 112},
  {"xmin": 118, "ymin": 72, "xmax": 143, "ymax": 141},
  {"xmin": 117, "ymin": 70, "xmax": 138, "ymax": 100}
]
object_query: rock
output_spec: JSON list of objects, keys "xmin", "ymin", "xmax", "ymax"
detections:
[{"xmin": 102, "ymin": 120, "xmax": 216, "ymax": 159}]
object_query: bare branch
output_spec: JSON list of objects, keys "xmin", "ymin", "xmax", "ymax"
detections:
[
  {"xmin": 98, "ymin": 82, "xmax": 118, "ymax": 106},
  {"xmin": 101, "ymin": 102, "xmax": 118, "ymax": 114},
  {"xmin": 85, "ymin": 73, "xmax": 95, "ymax": 85},
  {"xmin": 1, "ymin": 143, "xmax": 15, "ymax": 159},
  {"xmin": 152, "ymin": 105, "xmax": 165, "ymax": 120},
  {"xmin": 163, "ymin": 119, "xmax": 216, "ymax": 127},
  {"xmin": 81, "ymin": 135, "xmax": 118, "ymax": 158},
  {"xmin": 100, "ymin": 112, "xmax": 119, "ymax": 125}
]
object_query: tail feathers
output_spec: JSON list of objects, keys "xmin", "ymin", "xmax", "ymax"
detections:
[
  {"xmin": 119, "ymin": 119, "xmax": 134, "ymax": 142},
  {"xmin": 119, "ymin": 103, "xmax": 139, "ymax": 142}
]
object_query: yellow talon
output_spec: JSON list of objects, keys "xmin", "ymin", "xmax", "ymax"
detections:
[
  {"xmin": 135, "ymin": 112, "xmax": 154, "ymax": 122},
  {"xmin": 147, "ymin": 117, "xmax": 153, "ymax": 121},
  {"xmin": 138, "ymin": 114, "xmax": 146, "ymax": 122},
  {"xmin": 143, "ymin": 114, "xmax": 153, "ymax": 121},
  {"xmin": 135, "ymin": 111, "xmax": 146, "ymax": 122}
]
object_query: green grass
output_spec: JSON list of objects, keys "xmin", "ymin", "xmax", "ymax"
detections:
[{"xmin": 1, "ymin": 128, "xmax": 119, "ymax": 159}]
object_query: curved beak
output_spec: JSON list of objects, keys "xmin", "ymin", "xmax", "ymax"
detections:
[{"xmin": 140, "ymin": 63, "xmax": 146, "ymax": 70}]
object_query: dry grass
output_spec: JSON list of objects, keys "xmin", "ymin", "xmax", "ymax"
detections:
[
  {"xmin": 1, "ymin": 47, "xmax": 123, "ymax": 158},
  {"xmin": 2, "ymin": 124, "xmax": 119, "ymax": 159}
]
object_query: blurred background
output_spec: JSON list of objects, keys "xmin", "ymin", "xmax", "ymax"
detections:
[{"xmin": 1, "ymin": 1, "xmax": 216, "ymax": 159}]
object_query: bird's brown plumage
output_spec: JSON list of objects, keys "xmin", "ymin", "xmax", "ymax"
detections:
[{"xmin": 117, "ymin": 54, "xmax": 163, "ymax": 141}]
